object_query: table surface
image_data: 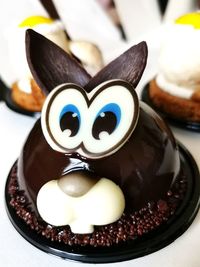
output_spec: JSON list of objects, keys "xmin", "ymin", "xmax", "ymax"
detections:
[{"xmin": 0, "ymin": 30, "xmax": 200, "ymax": 267}]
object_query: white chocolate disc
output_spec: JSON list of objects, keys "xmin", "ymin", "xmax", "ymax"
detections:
[{"xmin": 41, "ymin": 80, "xmax": 139, "ymax": 159}]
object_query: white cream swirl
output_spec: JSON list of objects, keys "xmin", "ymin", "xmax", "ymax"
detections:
[{"xmin": 157, "ymin": 23, "xmax": 200, "ymax": 99}]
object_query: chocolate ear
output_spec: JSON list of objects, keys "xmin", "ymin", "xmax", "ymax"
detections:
[
  {"xmin": 26, "ymin": 29, "xmax": 91, "ymax": 95},
  {"xmin": 85, "ymin": 42, "xmax": 147, "ymax": 91}
]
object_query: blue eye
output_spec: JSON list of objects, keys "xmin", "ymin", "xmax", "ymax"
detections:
[
  {"xmin": 92, "ymin": 103, "xmax": 121, "ymax": 140},
  {"xmin": 59, "ymin": 104, "xmax": 81, "ymax": 137}
]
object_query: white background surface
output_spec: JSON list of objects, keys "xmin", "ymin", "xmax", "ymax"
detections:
[{"xmin": 0, "ymin": 1, "xmax": 200, "ymax": 266}]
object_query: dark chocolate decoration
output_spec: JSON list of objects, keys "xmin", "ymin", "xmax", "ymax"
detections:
[
  {"xmin": 158, "ymin": 0, "xmax": 168, "ymax": 15},
  {"xmin": 26, "ymin": 31, "xmax": 147, "ymax": 96},
  {"xmin": 25, "ymin": 30, "xmax": 91, "ymax": 95},
  {"xmin": 39, "ymin": 0, "xmax": 60, "ymax": 20},
  {"xmin": 85, "ymin": 42, "xmax": 147, "ymax": 92},
  {"xmin": 0, "ymin": 78, "xmax": 8, "ymax": 101}
]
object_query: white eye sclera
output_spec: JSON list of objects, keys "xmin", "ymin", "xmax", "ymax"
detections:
[
  {"xmin": 41, "ymin": 84, "xmax": 87, "ymax": 152},
  {"xmin": 41, "ymin": 80, "xmax": 139, "ymax": 159}
]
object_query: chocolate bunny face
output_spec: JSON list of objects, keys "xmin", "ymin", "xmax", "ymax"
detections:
[{"xmin": 17, "ymin": 30, "xmax": 180, "ymax": 233}]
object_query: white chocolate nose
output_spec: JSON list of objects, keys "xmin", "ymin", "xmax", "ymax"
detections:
[{"xmin": 37, "ymin": 175, "xmax": 125, "ymax": 234}]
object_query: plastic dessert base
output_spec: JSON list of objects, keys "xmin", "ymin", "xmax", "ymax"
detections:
[
  {"xmin": 5, "ymin": 143, "xmax": 200, "ymax": 264},
  {"xmin": 0, "ymin": 79, "xmax": 39, "ymax": 117},
  {"xmin": 141, "ymin": 84, "xmax": 200, "ymax": 132}
]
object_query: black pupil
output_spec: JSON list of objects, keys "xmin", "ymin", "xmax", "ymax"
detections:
[
  {"xmin": 92, "ymin": 111, "xmax": 117, "ymax": 140},
  {"xmin": 60, "ymin": 112, "xmax": 79, "ymax": 136}
]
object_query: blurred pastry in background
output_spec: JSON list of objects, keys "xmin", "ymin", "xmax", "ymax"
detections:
[
  {"xmin": 69, "ymin": 40, "xmax": 103, "ymax": 76},
  {"xmin": 10, "ymin": 15, "xmax": 103, "ymax": 112},
  {"xmin": 149, "ymin": 12, "xmax": 200, "ymax": 122}
]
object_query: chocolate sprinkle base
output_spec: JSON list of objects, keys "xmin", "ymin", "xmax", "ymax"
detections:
[{"xmin": 7, "ymin": 161, "xmax": 187, "ymax": 248}]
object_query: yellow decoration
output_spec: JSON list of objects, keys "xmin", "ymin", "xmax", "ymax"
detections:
[
  {"xmin": 175, "ymin": 13, "xmax": 200, "ymax": 29},
  {"xmin": 19, "ymin": 16, "xmax": 53, "ymax": 28}
]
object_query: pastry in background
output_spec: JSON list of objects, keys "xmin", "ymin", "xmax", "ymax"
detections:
[
  {"xmin": 149, "ymin": 12, "xmax": 200, "ymax": 122},
  {"xmin": 69, "ymin": 41, "xmax": 103, "ymax": 76},
  {"xmin": 10, "ymin": 16, "xmax": 103, "ymax": 112}
]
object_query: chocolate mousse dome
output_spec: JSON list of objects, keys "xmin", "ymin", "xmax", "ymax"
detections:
[
  {"xmin": 18, "ymin": 101, "xmax": 180, "ymax": 214},
  {"xmin": 17, "ymin": 29, "xmax": 180, "ymax": 222}
]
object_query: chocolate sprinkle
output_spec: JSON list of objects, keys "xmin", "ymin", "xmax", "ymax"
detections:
[{"xmin": 8, "ymin": 161, "xmax": 187, "ymax": 248}]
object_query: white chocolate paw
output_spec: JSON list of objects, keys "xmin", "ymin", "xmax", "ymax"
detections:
[{"xmin": 37, "ymin": 180, "xmax": 74, "ymax": 226}]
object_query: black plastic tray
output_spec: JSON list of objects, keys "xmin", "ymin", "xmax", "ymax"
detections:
[
  {"xmin": 141, "ymin": 83, "xmax": 200, "ymax": 132},
  {"xmin": 0, "ymin": 78, "xmax": 39, "ymax": 117},
  {"xmin": 5, "ymin": 142, "xmax": 200, "ymax": 263}
]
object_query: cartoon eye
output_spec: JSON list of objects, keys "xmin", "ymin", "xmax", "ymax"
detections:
[
  {"xmin": 83, "ymin": 80, "xmax": 139, "ymax": 158},
  {"xmin": 41, "ymin": 80, "xmax": 139, "ymax": 158},
  {"xmin": 59, "ymin": 104, "xmax": 81, "ymax": 136},
  {"xmin": 41, "ymin": 84, "xmax": 87, "ymax": 153},
  {"xmin": 92, "ymin": 103, "xmax": 121, "ymax": 140}
]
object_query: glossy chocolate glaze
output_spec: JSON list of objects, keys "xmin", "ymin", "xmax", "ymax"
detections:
[{"xmin": 17, "ymin": 102, "xmax": 180, "ymax": 215}]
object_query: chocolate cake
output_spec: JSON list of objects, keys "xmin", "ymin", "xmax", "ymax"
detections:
[{"xmin": 5, "ymin": 29, "xmax": 199, "ymax": 262}]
